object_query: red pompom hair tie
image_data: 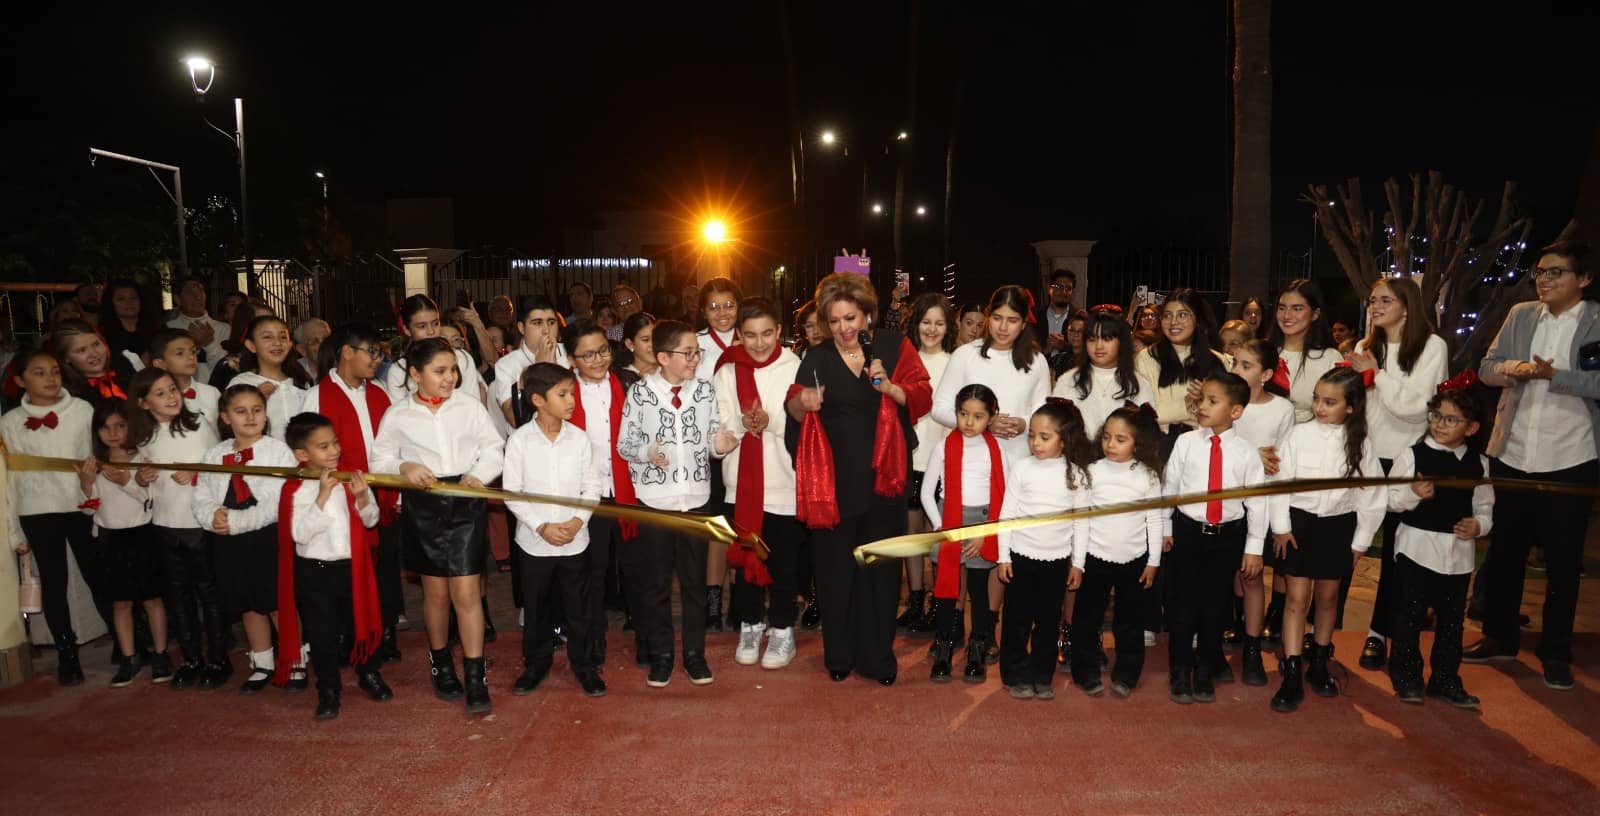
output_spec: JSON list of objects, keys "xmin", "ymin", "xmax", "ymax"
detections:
[
  {"xmin": 1333, "ymin": 359, "xmax": 1377, "ymax": 389},
  {"xmin": 1438, "ymin": 369, "xmax": 1478, "ymax": 393},
  {"xmin": 1271, "ymin": 358, "xmax": 1292, "ymax": 392}
]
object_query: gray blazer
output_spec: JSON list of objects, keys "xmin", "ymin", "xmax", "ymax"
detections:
[{"xmin": 1478, "ymin": 299, "xmax": 1600, "ymax": 462}]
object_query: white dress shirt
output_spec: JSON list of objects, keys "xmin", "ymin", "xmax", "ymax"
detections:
[
  {"xmin": 921, "ymin": 432, "xmax": 1010, "ymax": 526},
  {"xmin": 1052, "ymin": 365, "xmax": 1154, "ymax": 438},
  {"xmin": 1357, "ymin": 334, "xmax": 1450, "ymax": 459},
  {"xmin": 996, "ymin": 455, "xmax": 1086, "ymax": 563},
  {"xmin": 1079, "ymin": 458, "xmax": 1166, "ymax": 569},
  {"xmin": 291, "ymin": 481, "xmax": 379, "ymax": 561},
  {"xmin": 84, "ymin": 470, "xmax": 151, "ymax": 532},
  {"xmin": 181, "ymin": 380, "xmax": 221, "ymax": 433},
  {"xmin": 1386, "ymin": 437, "xmax": 1495, "ymax": 575},
  {"xmin": 714, "ymin": 349, "xmax": 801, "ymax": 514},
  {"xmin": 300, "ymin": 375, "xmax": 379, "ymax": 449},
  {"xmin": 383, "ymin": 347, "xmax": 486, "ymax": 409},
  {"xmin": 1268, "ymin": 420, "xmax": 1386, "ymax": 552},
  {"xmin": 4, "ymin": 395, "xmax": 94, "ymax": 546},
  {"xmin": 696, "ymin": 328, "xmax": 737, "ymax": 382},
  {"xmin": 931, "ymin": 340, "xmax": 1051, "ymax": 462},
  {"xmin": 576, "ymin": 374, "xmax": 616, "ymax": 496},
  {"xmin": 138, "ymin": 418, "xmax": 221, "ymax": 529},
  {"xmin": 1499, "ymin": 301, "xmax": 1596, "ymax": 472},
  {"xmin": 1162, "ymin": 427, "xmax": 1268, "ymax": 552},
  {"xmin": 1233, "ymin": 394, "xmax": 1296, "ymax": 451},
  {"xmin": 371, "ymin": 390, "xmax": 504, "ymax": 483},
  {"xmin": 227, "ymin": 371, "xmax": 308, "ymax": 442},
  {"xmin": 911, "ymin": 350, "xmax": 951, "ymax": 473},
  {"xmin": 490, "ymin": 343, "xmax": 570, "ymax": 417},
  {"xmin": 503, "ymin": 420, "xmax": 601, "ymax": 557},
  {"xmin": 192, "ymin": 437, "xmax": 297, "ymax": 534},
  {"xmin": 166, "ymin": 312, "xmax": 230, "ymax": 376}
]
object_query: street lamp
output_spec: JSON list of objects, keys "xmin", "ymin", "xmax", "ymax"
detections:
[
  {"xmin": 702, "ymin": 219, "xmax": 728, "ymax": 244},
  {"xmin": 871, "ymin": 203, "xmax": 884, "ymax": 215},
  {"xmin": 897, "ymin": 131, "xmax": 909, "ymax": 141},
  {"xmin": 182, "ymin": 54, "xmax": 252, "ymax": 289},
  {"xmin": 820, "ymin": 129, "xmax": 836, "ymax": 147},
  {"xmin": 915, "ymin": 205, "xmax": 927, "ymax": 217}
]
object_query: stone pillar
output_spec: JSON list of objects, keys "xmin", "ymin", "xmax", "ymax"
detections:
[
  {"xmin": 395, "ymin": 248, "xmax": 465, "ymax": 299},
  {"xmin": 1030, "ymin": 240, "xmax": 1098, "ymax": 311}
]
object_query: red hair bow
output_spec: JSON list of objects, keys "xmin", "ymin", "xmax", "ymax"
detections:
[
  {"xmin": 1271, "ymin": 358, "xmax": 1292, "ymax": 393},
  {"xmin": 1438, "ymin": 369, "xmax": 1478, "ymax": 393},
  {"xmin": 1023, "ymin": 290, "xmax": 1039, "ymax": 324}
]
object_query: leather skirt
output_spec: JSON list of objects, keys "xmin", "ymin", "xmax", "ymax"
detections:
[{"xmin": 402, "ymin": 484, "xmax": 488, "ymax": 578}]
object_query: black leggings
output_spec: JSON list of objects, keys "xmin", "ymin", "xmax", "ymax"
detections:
[
  {"xmin": 155, "ymin": 526, "xmax": 226, "ymax": 665},
  {"xmin": 19, "ymin": 513, "xmax": 106, "ymax": 642}
]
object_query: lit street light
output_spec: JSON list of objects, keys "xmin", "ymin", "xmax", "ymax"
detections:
[
  {"xmin": 702, "ymin": 219, "xmax": 729, "ymax": 243},
  {"xmin": 183, "ymin": 54, "xmax": 253, "ymax": 289},
  {"xmin": 820, "ymin": 129, "xmax": 837, "ymax": 146},
  {"xmin": 897, "ymin": 131, "xmax": 909, "ymax": 141},
  {"xmin": 915, "ymin": 205, "xmax": 927, "ymax": 217},
  {"xmin": 871, "ymin": 203, "xmax": 884, "ymax": 215}
]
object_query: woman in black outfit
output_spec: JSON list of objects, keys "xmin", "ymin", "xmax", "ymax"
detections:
[
  {"xmin": 98, "ymin": 278, "xmax": 160, "ymax": 368},
  {"xmin": 786, "ymin": 273, "xmax": 932, "ymax": 686}
]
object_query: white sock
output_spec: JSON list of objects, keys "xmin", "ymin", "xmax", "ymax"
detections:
[{"xmin": 249, "ymin": 649, "xmax": 276, "ymax": 674}]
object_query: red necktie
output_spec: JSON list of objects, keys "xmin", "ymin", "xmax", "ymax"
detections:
[
  {"xmin": 224, "ymin": 448, "xmax": 254, "ymax": 504},
  {"xmin": 24, "ymin": 412, "xmax": 58, "ymax": 431},
  {"xmin": 1206, "ymin": 434, "xmax": 1223, "ymax": 523},
  {"xmin": 184, "ymin": 388, "xmax": 197, "ymax": 400},
  {"xmin": 670, "ymin": 385, "xmax": 682, "ymax": 409}
]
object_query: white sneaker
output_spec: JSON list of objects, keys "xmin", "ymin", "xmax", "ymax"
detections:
[
  {"xmin": 735, "ymin": 622, "xmax": 765, "ymax": 665},
  {"xmin": 761, "ymin": 627, "xmax": 796, "ymax": 669},
  {"xmin": 1144, "ymin": 630, "xmax": 1157, "ymax": 647}
]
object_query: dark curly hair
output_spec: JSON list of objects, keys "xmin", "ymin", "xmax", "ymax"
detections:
[
  {"xmin": 1034, "ymin": 399, "xmax": 1095, "ymax": 490},
  {"xmin": 1102, "ymin": 403, "xmax": 1166, "ymax": 482}
]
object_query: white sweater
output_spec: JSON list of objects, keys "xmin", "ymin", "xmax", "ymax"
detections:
[
  {"xmin": 1233, "ymin": 394, "xmax": 1296, "ymax": 451},
  {"xmin": 138, "ymin": 418, "xmax": 221, "ymax": 529},
  {"xmin": 921, "ymin": 433, "xmax": 1011, "ymax": 525},
  {"xmin": 83, "ymin": 470, "xmax": 151, "ymax": 531},
  {"xmin": 1133, "ymin": 344, "xmax": 1231, "ymax": 431},
  {"xmin": 1356, "ymin": 334, "xmax": 1450, "ymax": 459},
  {"xmin": 1051, "ymin": 365, "xmax": 1154, "ymax": 438},
  {"xmin": 713, "ymin": 349, "xmax": 801, "ymax": 515},
  {"xmin": 996, "ymin": 455, "xmax": 1087, "ymax": 563},
  {"xmin": 617, "ymin": 373, "xmax": 723, "ymax": 511},
  {"xmin": 911, "ymin": 350, "xmax": 951, "ymax": 472},
  {"xmin": 1279, "ymin": 347, "xmax": 1340, "ymax": 423},
  {"xmin": 4, "ymin": 395, "xmax": 94, "ymax": 547},
  {"xmin": 931, "ymin": 340, "xmax": 1051, "ymax": 462},
  {"xmin": 192, "ymin": 437, "xmax": 297, "ymax": 535},
  {"xmin": 1079, "ymin": 458, "xmax": 1166, "ymax": 569},
  {"xmin": 226, "ymin": 371, "xmax": 309, "ymax": 442}
]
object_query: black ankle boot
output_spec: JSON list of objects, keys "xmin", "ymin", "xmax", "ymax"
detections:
[
  {"xmin": 705, "ymin": 586, "xmax": 724, "ymax": 633},
  {"xmin": 929, "ymin": 599, "xmax": 955, "ymax": 682},
  {"xmin": 463, "ymin": 656, "xmax": 491, "ymax": 714},
  {"xmin": 429, "ymin": 647, "xmax": 464, "ymax": 701},
  {"xmin": 481, "ymin": 597, "xmax": 497, "ymax": 644},
  {"xmin": 1271, "ymin": 654, "xmax": 1305, "ymax": 712},
  {"xmin": 962, "ymin": 638, "xmax": 988, "ymax": 683},
  {"xmin": 1241, "ymin": 636, "xmax": 1268, "ymax": 686},
  {"xmin": 56, "ymin": 633, "xmax": 84, "ymax": 687},
  {"xmin": 380, "ymin": 626, "xmax": 401, "ymax": 663},
  {"xmin": 1306, "ymin": 642, "xmax": 1339, "ymax": 698},
  {"xmin": 897, "ymin": 589, "xmax": 926, "ymax": 632}
]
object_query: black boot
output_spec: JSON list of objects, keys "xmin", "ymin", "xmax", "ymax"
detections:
[
  {"xmin": 1306, "ymin": 642, "xmax": 1339, "ymax": 698},
  {"xmin": 429, "ymin": 647, "xmax": 464, "ymax": 701},
  {"xmin": 908, "ymin": 591, "xmax": 936, "ymax": 636},
  {"xmin": 705, "ymin": 586, "xmax": 724, "ymax": 633},
  {"xmin": 1271, "ymin": 654, "xmax": 1305, "ymax": 712},
  {"xmin": 380, "ymin": 626, "xmax": 402, "ymax": 664},
  {"xmin": 800, "ymin": 588, "xmax": 821, "ymax": 630},
  {"xmin": 929, "ymin": 599, "xmax": 955, "ymax": 682},
  {"xmin": 896, "ymin": 589, "xmax": 926, "ymax": 632},
  {"xmin": 358, "ymin": 670, "xmax": 395, "ymax": 701},
  {"xmin": 463, "ymin": 656, "xmax": 491, "ymax": 714},
  {"xmin": 962, "ymin": 638, "xmax": 987, "ymax": 683},
  {"xmin": 1241, "ymin": 636, "xmax": 1268, "ymax": 686},
  {"xmin": 56, "ymin": 633, "xmax": 84, "ymax": 687},
  {"xmin": 314, "ymin": 688, "xmax": 340, "ymax": 720},
  {"xmin": 1262, "ymin": 592, "xmax": 1285, "ymax": 645},
  {"xmin": 481, "ymin": 597, "xmax": 497, "ymax": 644}
]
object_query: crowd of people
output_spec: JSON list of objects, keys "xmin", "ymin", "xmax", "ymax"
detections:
[{"xmin": 4, "ymin": 239, "xmax": 1597, "ymax": 721}]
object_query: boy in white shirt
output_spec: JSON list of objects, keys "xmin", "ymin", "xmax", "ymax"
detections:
[
  {"xmin": 503, "ymin": 362, "xmax": 607, "ymax": 698},
  {"xmin": 149, "ymin": 329, "xmax": 220, "ymax": 430}
]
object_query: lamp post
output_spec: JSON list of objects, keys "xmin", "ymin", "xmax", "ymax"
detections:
[
  {"xmin": 184, "ymin": 56, "xmax": 251, "ymax": 288},
  {"xmin": 314, "ymin": 171, "xmax": 329, "ymax": 245},
  {"xmin": 88, "ymin": 148, "xmax": 188, "ymax": 278}
]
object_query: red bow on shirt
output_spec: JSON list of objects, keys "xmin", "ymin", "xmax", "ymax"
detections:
[
  {"xmin": 184, "ymin": 388, "xmax": 197, "ymax": 400},
  {"xmin": 24, "ymin": 412, "xmax": 58, "ymax": 431},
  {"xmin": 87, "ymin": 371, "xmax": 127, "ymax": 400},
  {"xmin": 1271, "ymin": 358, "xmax": 1292, "ymax": 392},
  {"xmin": 1438, "ymin": 369, "xmax": 1478, "ymax": 393},
  {"xmin": 223, "ymin": 448, "xmax": 254, "ymax": 503}
]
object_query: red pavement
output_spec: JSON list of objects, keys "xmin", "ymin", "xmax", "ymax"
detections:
[{"xmin": 3, "ymin": 624, "xmax": 1598, "ymax": 815}]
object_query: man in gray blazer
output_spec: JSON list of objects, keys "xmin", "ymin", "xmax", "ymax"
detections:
[{"xmin": 1464, "ymin": 240, "xmax": 1600, "ymax": 691}]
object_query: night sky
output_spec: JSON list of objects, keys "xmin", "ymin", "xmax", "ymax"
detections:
[{"xmin": 4, "ymin": 1, "xmax": 1596, "ymax": 295}]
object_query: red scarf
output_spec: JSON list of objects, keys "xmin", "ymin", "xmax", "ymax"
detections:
[
  {"xmin": 272, "ymin": 479, "xmax": 382, "ymax": 684},
  {"xmin": 569, "ymin": 372, "xmax": 639, "ymax": 540},
  {"xmin": 317, "ymin": 375, "xmax": 399, "ymax": 527},
  {"xmin": 789, "ymin": 336, "xmax": 932, "ymax": 530},
  {"xmin": 87, "ymin": 370, "xmax": 127, "ymax": 400},
  {"xmin": 933, "ymin": 431, "xmax": 1005, "ymax": 599},
  {"xmin": 715, "ymin": 345, "xmax": 783, "ymax": 586}
]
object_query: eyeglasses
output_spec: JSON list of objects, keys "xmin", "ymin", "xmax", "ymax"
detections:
[
  {"xmin": 1531, "ymin": 266, "xmax": 1574, "ymax": 282},
  {"xmin": 615, "ymin": 297, "xmax": 638, "ymax": 308},
  {"xmin": 1367, "ymin": 296, "xmax": 1399, "ymax": 307},
  {"xmin": 1049, "ymin": 283, "xmax": 1073, "ymax": 292},
  {"xmin": 573, "ymin": 348, "xmax": 613, "ymax": 362},
  {"xmin": 706, "ymin": 301, "xmax": 737, "ymax": 313},
  {"xmin": 661, "ymin": 348, "xmax": 703, "ymax": 360},
  {"xmin": 1427, "ymin": 411, "xmax": 1467, "ymax": 428},
  {"xmin": 350, "ymin": 345, "xmax": 383, "ymax": 358},
  {"xmin": 1160, "ymin": 311, "xmax": 1194, "ymax": 323}
]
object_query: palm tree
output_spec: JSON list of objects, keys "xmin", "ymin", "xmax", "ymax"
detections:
[{"xmin": 1228, "ymin": 0, "xmax": 1273, "ymax": 309}]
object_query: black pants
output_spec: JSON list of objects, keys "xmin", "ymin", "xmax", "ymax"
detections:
[
  {"xmin": 1072, "ymin": 553, "xmax": 1150, "ymax": 687},
  {"xmin": 519, "ymin": 550, "xmax": 592, "ymax": 675},
  {"xmin": 1480, "ymin": 458, "xmax": 1597, "ymax": 662},
  {"xmin": 631, "ymin": 502, "xmax": 712, "ymax": 661},
  {"xmin": 375, "ymin": 523, "xmax": 403, "ymax": 627},
  {"xmin": 155, "ymin": 526, "xmax": 226, "ymax": 665},
  {"xmin": 19, "ymin": 513, "xmax": 105, "ymax": 642},
  {"xmin": 810, "ymin": 502, "xmax": 903, "ymax": 680},
  {"xmin": 584, "ymin": 513, "xmax": 622, "ymax": 642},
  {"xmin": 966, "ymin": 565, "xmax": 996, "ymax": 641},
  {"xmin": 999, "ymin": 554, "xmax": 1070, "ymax": 686},
  {"xmin": 731, "ymin": 513, "xmax": 805, "ymax": 629},
  {"xmin": 507, "ymin": 506, "xmax": 525, "ymax": 610},
  {"xmin": 1166, "ymin": 516, "xmax": 1245, "ymax": 671},
  {"xmin": 1388, "ymin": 555, "xmax": 1470, "ymax": 692},
  {"xmin": 295, "ymin": 557, "xmax": 381, "ymax": 693}
]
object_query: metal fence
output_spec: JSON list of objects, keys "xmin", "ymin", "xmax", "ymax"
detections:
[
  {"xmin": 430, "ymin": 249, "xmax": 668, "ymax": 313},
  {"xmin": 1084, "ymin": 245, "xmax": 1321, "ymax": 314}
]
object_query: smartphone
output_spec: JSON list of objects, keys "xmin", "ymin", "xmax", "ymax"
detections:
[{"xmin": 894, "ymin": 270, "xmax": 910, "ymax": 295}]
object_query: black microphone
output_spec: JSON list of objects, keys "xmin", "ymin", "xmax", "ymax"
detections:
[{"xmin": 860, "ymin": 331, "xmax": 881, "ymax": 385}]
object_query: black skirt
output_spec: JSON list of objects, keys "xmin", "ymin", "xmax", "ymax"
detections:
[
  {"xmin": 214, "ymin": 525, "xmax": 279, "ymax": 616},
  {"xmin": 101, "ymin": 525, "xmax": 164, "ymax": 602},
  {"xmin": 1278, "ymin": 508, "xmax": 1356, "ymax": 580},
  {"xmin": 402, "ymin": 488, "xmax": 488, "ymax": 577}
]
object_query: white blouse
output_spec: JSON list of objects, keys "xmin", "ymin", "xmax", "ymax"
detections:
[
  {"xmin": 1356, "ymin": 334, "xmax": 1450, "ymax": 460},
  {"xmin": 1051, "ymin": 365, "xmax": 1154, "ymax": 438},
  {"xmin": 192, "ymin": 437, "xmax": 297, "ymax": 535},
  {"xmin": 384, "ymin": 347, "xmax": 486, "ymax": 408},
  {"xmin": 996, "ymin": 455, "xmax": 1086, "ymax": 563},
  {"xmin": 371, "ymin": 390, "xmax": 504, "ymax": 484},
  {"xmin": 182, "ymin": 380, "xmax": 221, "ymax": 433},
  {"xmin": 931, "ymin": 340, "xmax": 1051, "ymax": 462},
  {"xmin": 503, "ymin": 420, "xmax": 601, "ymax": 557},
  {"xmin": 1079, "ymin": 458, "xmax": 1166, "ymax": 568},
  {"xmin": 921, "ymin": 433, "xmax": 1010, "ymax": 524},
  {"xmin": 696, "ymin": 328, "xmax": 738, "ymax": 382},
  {"xmin": 84, "ymin": 471, "xmax": 151, "ymax": 531},
  {"xmin": 1269, "ymin": 420, "xmax": 1386, "ymax": 552},
  {"xmin": 138, "ymin": 418, "xmax": 221, "ymax": 529},
  {"xmin": 227, "ymin": 371, "xmax": 308, "ymax": 442}
]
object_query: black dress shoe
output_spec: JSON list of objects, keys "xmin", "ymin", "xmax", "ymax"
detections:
[
  {"xmin": 646, "ymin": 657, "xmax": 673, "ymax": 688},
  {"xmin": 1359, "ymin": 637, "xmax": 1387, "ymax": 670},
  {"xmin": 148, "ymin": 652, "xmax": 173, "ymax": 685},
  {"xmin": 1395, "ymin": 685, "xmax": 1424, "ymax": 704},
  {"xmin": 513, "ymin": 666, "xmax": 550, "ymax": 695},
  {"xmin": 314, "ymin": 689, "xmax": 341, "ymax": 720},
  {"xmin": 1210, "ymin": 658, "xmax": 1234, "ymax": 685},
  {"xmin": 171, "ymin": 661, "xmax": 201, "ymax": 689},
  {"xmin": 683, "ymin": 652, "xmax": 714, "ymax": 686},
  {"xmin": 1462, "ymin": 638, "xmax": 1516, "ymax": 664},
  {"xmin": 284, "ymin": 668, "xmax": 309, "ymax": 693},
  {"xmin": 578, "ymin": 671, "xmax": 607, "ymax": 697},
  {"xmin": 1192, "ymin": 669, "xmax": 1216, "ymax": 703},
  {"xmin": 1542, "ymin": 660, "xmax": 1575, "ymax": 691},
  {"xmin": 239, "ymin": 667, "xmax": 273, "ymax": 695},
  {"xmin": 358, "ymin": 671, "xmax": 394, "ymax": 702},
  {"xmin": 200, "ymin": 660, "xmax": 234, "ymax": 689},
  {"xmin": 1168, "ymin": 669, "xmax": 1194, "ymax": 705},
  {"xmin": 1426, "ymin": 683, "xmax": 1481, "ymax": 708},
  {"xmin": 829, "ymin": 669, "xmax": 850, "ymax": 682}
]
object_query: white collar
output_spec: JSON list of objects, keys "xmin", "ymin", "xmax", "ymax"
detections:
[
  {"xmin": 21, "ymin": 394, "xmax": 67, "ymax": 415},
  {"xmin": 1422, "ymin": 434, "xmax": 1468, "ymax": 459},
  {"xmin": 1540, "ymin": 300, "xmax": 1584, "ymax": 323}
]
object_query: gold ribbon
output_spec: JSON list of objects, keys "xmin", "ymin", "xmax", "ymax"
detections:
[
  {"xmin": 2, "ymin": 448, "xmax": 767, "ymax": 558},
  {"xmin": 852, "ymin": 475, "xmax": 1600, "ymax": 565}
]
